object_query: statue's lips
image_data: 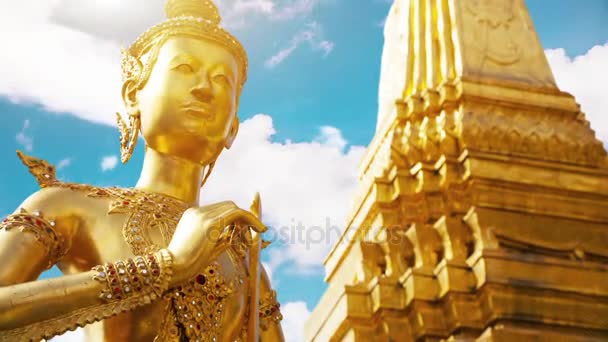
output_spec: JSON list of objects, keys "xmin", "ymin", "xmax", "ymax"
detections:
[{"xmin": 181, "ymin": 103, "xmax": 215, "ymax": 121}]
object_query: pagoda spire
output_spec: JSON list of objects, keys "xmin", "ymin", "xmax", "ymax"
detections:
[
  {"xmin": 378, "ymin": 0, "xmax": 561, "ymax": 131},
  {"xmin": 307, "ymin": 0, "xmax": 608, "ymax": 341}
]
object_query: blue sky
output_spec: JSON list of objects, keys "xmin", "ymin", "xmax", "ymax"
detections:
[{"xmin": 0, "ymin": 0, "xmax": 607, "ymax": 340}]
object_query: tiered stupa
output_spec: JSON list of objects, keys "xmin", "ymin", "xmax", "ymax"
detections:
[{"xmin": 305, "ymin": 0, "xmax": 608, "ymax": 340}]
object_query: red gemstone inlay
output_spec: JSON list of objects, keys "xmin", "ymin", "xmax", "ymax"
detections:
[
  {"xmin": 110, "ymin": 270, "xmax": 116, "ymax": 275},
  {"xmin": 196, "ymin": 274, "xmax": 206, "ymax": 285},
  {"xmin": 208, "ymin": 294, "xmax": 215, "ymax": 301},
  {"xmin": 114, "ymin": 287, "xmax": 121, "ymax": 294},
  {"xmin": 123, "ymin": 201, "xmax": 130, "ymax": 205},
  {"xmin": 153, "ymin": 270, "xmax": 159, "ymax": 275}
]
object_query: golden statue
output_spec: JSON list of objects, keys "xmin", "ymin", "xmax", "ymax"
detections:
[{"xmin": 0, "ymin": 0, "xmax": 284, "ymax": 341}]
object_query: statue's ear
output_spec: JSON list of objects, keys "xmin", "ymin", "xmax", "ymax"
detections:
[
  {"xmin": 225, "ymin": 116, "xmax": 239, "ymax": 149},
  {"xmin": 121, "ymin": 79, "xmax": 139, "ymax": 115}
]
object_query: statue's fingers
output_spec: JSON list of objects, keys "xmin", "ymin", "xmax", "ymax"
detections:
[
  {"xmin": 221, "ymin": 209, "xmax": 267, "ymax": 233},
  {"xmin": 198, "ymin": 201, "xmax": 236, "ymax": 213}
]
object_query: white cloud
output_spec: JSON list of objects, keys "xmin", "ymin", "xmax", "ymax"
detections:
[
  {"xmin": 280, "ymin": 301, "xmax": 311, "ymax": 342},
  {"xmin": 265, "ymin": 22, "xmax": 334, "ymax": 68},
  {"xmin": 57, "ymin": 158, "xmax": 72, "ymax": 170},
  {"xmin": 101, "ymin": 155, "xmax": 119, "ymax": 172},
  {"xmin": 49, "ymin": 0, "xmax": 324, "ymax": 38},
  {"xmin": 0, "ymin": 1, "xmax": 123, "ymax": 126},
  {"xmin": 15, "ymin": 119, "xmax": 34, "ymax": 152},
  {"xmin": 49, "ymin": 328, "xmax": 85, "ymax": 342},
  {"xmin": 231, "ymin": 0, "xmax": 275, "ymax": 15},
  {"xmin": 0, "ymin": 1, "xmax": 331, "ymax": 125},
  {"xmin": 315, "ymin": 126, "xmax": 347, "ymax": 150},
  {"xmin": 545, "ymin": 43, "xmax": 608, "ymax": 145},
  {"xmin": 221, "ymin": 0, "xmax": 320, "ymax": 27},
  {"xmin": 50, "ymin": 0, "xmax": 163, "ymax": 44},
  {"xmin": 202, "ymin": 114, "xmax": 365, "ymax": 272}
]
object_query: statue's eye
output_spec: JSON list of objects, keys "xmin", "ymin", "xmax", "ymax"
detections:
[
  {"xmin": 175, "ymin": 64, "xmax": 194, "ymax": 73},
  {"xmin": 212, "ymin": 73, "xmax": 230, "ymax": 85}
]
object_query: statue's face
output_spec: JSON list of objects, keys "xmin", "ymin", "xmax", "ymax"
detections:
[{"xmin": 132, "ymin": 36, "xmax": 239, "ymax": 165}]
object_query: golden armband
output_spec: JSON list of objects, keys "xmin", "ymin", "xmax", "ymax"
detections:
[
  {"xmin": 0, "ymin": 208, "xmax": 66, "ymax": 269},
  {"xmin": 259, "ymin": 290, "xmax": 283, "ymax": 330},
  {"xmin": 92, "ymin": 249, "xmax": 173, "ymax": 302},
  {"xmin": 0, "ymin": 250, "xmax": 173, "ymax": 341}
]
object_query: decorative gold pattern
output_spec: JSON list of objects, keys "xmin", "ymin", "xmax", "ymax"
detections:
[
  {"xmin": 0, "ymin": 287, "xmax": 167, "ymax": 342},
  {"xmin": 158, "ymin": 262, "xmax": 239, "ymax": 341},
  {"xmin": 16, "ymin": 150, "xmax": 57, "ymax": 187},
  {"xmin": 99, "ymin": 187, "xmax": 189, "ymax": 255},
  {"xmin": 116, "ymin": 111, "xmax": 141, "ymax": 164},
  {"xmin": 462, "ymin": 105, "xmax": 607, "ymax": 166},
  {"xmin": 92, "ymin": 249, "xmax": 174, "ymax": 302},
  {"xmin": 465, "ymin": 0, "xmax": 521, "ymax": 65},
  {"xmin": 259, "ymin": 290, "xmax": 282, "ymax": 331},
  {"xmin": 0, "ymin": 208, "xmax": 66, "ymax": 269}
]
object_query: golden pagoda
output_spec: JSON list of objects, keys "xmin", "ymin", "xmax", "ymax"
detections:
[{"xmin": 305, "ymin": 0, "xmax": 608, "ymax": 340}]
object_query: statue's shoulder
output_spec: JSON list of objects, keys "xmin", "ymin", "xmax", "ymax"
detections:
[{"xmin": 16, "ymin": 150, "xmax": 106, "ymax": 197}]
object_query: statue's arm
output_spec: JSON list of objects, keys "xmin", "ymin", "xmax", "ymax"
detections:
[
  {"xmin": 0, "ymin": 188, "xmax": 173, "ymax": 341},
  {"xmin": 259, "ymin": 265, "xmax": 285, "ymax": 342},
  {"xmin": 0, "ymin": 251, "xmax": 172, "ymax": 341},
  {"xmin": 0, "ymin": 188, "xmax": 77, "ymax": 285},
  {"xmin": 0, "ymin": 269, "xmax": 107, "ymax": 330}
]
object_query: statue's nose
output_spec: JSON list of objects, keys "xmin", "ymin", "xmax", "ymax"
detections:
[{"xmin": 190, "ymin": 75, "xmax": 213, "ymax": 102}]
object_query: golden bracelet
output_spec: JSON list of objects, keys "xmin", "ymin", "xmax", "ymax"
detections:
[
  {"xmin": 92, "ymin": 249, "xmax": 173, "ymax": 302},
  {"xmin": 0, "ymin": 208, "xmax": 66, "ymax": 269}
]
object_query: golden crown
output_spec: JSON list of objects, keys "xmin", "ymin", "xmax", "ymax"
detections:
[{"xmin": 121, "ymin": 0, "xmax": 248, "ymax": 90}]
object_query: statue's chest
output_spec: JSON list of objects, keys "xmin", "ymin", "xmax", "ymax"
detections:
[
  {"xmin": 93, "ymin": 187, "xmax": 248, "ymax": 341},
  {"xmin": 95, "ymin": 187, "xmax": 189, "ymax": 255}
]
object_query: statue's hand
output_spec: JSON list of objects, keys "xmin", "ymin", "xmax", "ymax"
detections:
[{"xmin": 167, "ymin": 201, "xmax": 266, "ymax": 285}]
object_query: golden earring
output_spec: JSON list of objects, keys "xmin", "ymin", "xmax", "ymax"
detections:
[
  {"xmin": 116, "ymin": 111, "xmax": 141, "ymax": 164},
  {"xmin": 200, "ymin": 161, "xmax": 216, "ymax": 188}
]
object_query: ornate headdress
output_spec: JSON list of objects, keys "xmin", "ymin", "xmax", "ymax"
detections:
[
  {"xmin": 118, "ymin": 0, "xmax": 248, "ymax": 166},
  {"xmin": 121, "ymin": 0, "xmax": 248, "ymax": 89}
]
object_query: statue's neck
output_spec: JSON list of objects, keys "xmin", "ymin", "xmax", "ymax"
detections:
[{"xmin": 135, "ymin": 147, "xmax": 204, "ymax": 205}]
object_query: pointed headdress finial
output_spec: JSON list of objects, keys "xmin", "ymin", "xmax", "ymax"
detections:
[{"xmin": 165, "ymin": 0, "xmax": 221, "ymax": 25}]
